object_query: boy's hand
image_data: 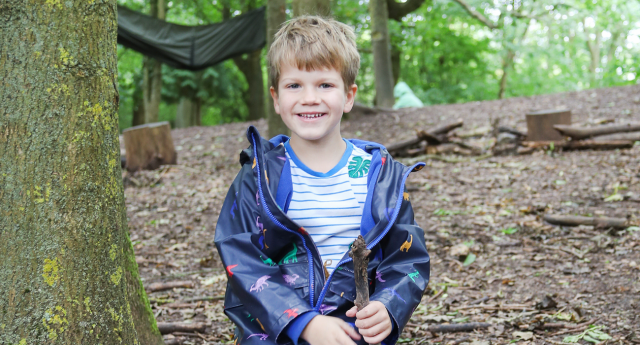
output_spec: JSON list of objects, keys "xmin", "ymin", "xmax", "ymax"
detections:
[
  {"xmin": 301, "ymin": 315, "xmax": 361, "ymax": 345},
  {"xmin": 346, "ymin": 301, "xmax": 392, "ymax": 344}
]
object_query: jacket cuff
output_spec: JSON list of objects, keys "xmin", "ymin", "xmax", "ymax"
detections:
[{"xmin": 285, "ymin": 311, "xmax": 319, "ymax": 345}]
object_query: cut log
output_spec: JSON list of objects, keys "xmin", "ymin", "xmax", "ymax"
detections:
[
  {"xmin": 525, "ymin": 108, "xmax": 571, "ymax": 141},
  {"xmin": 593, "ymin": 131, "xmax": 640, "ymax": 142},
  {"xmin": 123, "ymin": 121, "xmax": 177, "ymax": 172},
  {"xmin": 426, "ymin": 322, "xmax": 491, "ymax": 333},
  {"xmin": 145, "ymin": 280, "xmax": 195, "ymax": 293},
  {"xmin": 157, "ymin": 322, "xmax": 206, "ymax": 334},
  {"xmin": 554, "ymin": 122, "xmax": 640, "ymax": 140},
  {"xmin": 520, "ymin": 140, "xmax": 633, "ymax": 151},
  {"xmin": 543, "ymin": 214, "xmax": 629, "ymax": 229}
]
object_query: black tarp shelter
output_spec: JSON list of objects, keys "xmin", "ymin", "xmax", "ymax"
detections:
[{"xmin": 117, "ymin": 5, "xmax": 266, "ymax": 71}]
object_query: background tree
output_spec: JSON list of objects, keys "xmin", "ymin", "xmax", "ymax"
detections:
[
  {"xmin": 267, "ymin": 0, "xmax": 289, "ymax": 138},
  {"xmin": 0, "ymin": 0, "xmax": 163, "ymax": 343},
  {"xmin": 293, "ymin": 0, "xmax": 331, "ymax": 17},
  {"xmin": 144, "ymin": 0, "xmax": 166, "ymax": 123},
  {"xmin": 369, "ymin": 0, "xmax": 395, "ymax": 107}
]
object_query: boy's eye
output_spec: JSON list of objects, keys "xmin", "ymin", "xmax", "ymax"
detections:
[
  {"xmin": 287, "ymin": 83, "xmax": 300, "ymax": 89},
  {"xmin": 320, "ymin": 83, "xmax": 333, "ymax": 88}
]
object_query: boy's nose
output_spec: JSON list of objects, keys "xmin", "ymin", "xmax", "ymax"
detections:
[{"xmin": 301, "ymin": 88, "xmax": 320, "ymax": 105}]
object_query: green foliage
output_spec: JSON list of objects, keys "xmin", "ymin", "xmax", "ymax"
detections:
[{"xmin": 116, "ymin": 0, "xmax": 640, "ymax": 132}]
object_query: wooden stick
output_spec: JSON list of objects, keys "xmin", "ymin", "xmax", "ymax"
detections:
[
  {"xmin": 543, "ymin": 214, "xmax": 629, "ymax": 229},
  {"xmin": 349, "ymin": 235, "xmax": 379, "ymax": 345},
  {"xmin": 145, "ymin": 280, "xmax": 194, "ymax": 293},
  {"xmin": 349, "ymin": 235, "xmax": 371, "ymax": 311},
  {"xmin": 554, "ymin": 123, "xmax": 640, "ymax": 140},
  {"xmin": 157, "ymin": 322, "xmax": 206, "ymax": 334},
  {"xmin": 594, "ymin": 131, "xmax": 640, "ymax": 142},
  {"xmin": 520, "ymin": 140, "xmax": 633, "ymax": 151},
  {"xmin": 425, "ymin": 322, "xmax": 491, "ymax": 333}
]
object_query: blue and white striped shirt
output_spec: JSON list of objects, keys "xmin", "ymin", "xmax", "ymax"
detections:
[{"xmin": 284, "ymin": 139, "xmax": 372, "ymax": 275}]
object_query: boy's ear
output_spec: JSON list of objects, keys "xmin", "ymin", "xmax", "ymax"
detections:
[
  {"xmin": 343, "ymin": 84, "xmax": 358, "ymax": 113},
  {"xmin": 269, "ymin": 86, "xmax": 280, "ymax": 114}
]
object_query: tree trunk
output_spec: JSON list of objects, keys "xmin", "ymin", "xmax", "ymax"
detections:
[
  {"xmin": 132, "ymin": 71, "xmax": 146, "ymax": 127},
  {"xmin": 176, "ymin": 97, "xmax": 198, "ymax": 128},
  {"xmin": 292, "ymin": 0, "xmax": 331, "ymax": 17},
  {"xmin": 144, "ymin": 0, "xmax": 165, "ymax": 124},
  {"xmin": 0, "ymin": 0, "xmax": 162, "ymax": 343},
  {"xmin": 391, "ymin": 43, "xmax": 401, "ymax": 86},
  {"xmin": 497, "ymin": 49, "xmax": 514, "ymax": 99},
  {"xmin": 267, "ymin": 0, "xmax": 290, "ymax": 138},
  {"xmin": 370, "ymin": 0, "xmax": 395, "ymax": 108},
  {"xmin": 234, "ymin": 50, "xmax": 266, "ymax": 121},
  {"xmin": 586, "ymin": 26, "xmax": 601, "ymax": 88}
]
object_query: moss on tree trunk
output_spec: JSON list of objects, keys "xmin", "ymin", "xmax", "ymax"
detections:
[{"xmin": 0, "ymin": 0, "xmax": 163, "ymax": 343}]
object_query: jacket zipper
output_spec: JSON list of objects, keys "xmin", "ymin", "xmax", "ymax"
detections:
[
  {"xmin": 312, "ymin": 161, "xmax": 426, "ymax": 311},
  {"xmin": 252, "ymin": 134, "xmax": 319, "ymax": 307}
]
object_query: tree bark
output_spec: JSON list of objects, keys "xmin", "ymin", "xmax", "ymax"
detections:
[
  {"xmin": 370, "ymin": 0, "xmax": 395, "ymax": 108},
  {"xmin": 0, "ymin": 0, "xmax": 162, "ymax": 343},
  {"xmin": 144, "ymin": 0, "xmax": 165, "ymax": 124},
  {"xmin": 292, "ymin": 0, "xmax": 331, "ymax": 17},
  {"xmin": 234, "ymin": 50, "xmax": 266, "ymax": 121},
  {"xmin": 386, "ymin": 0, "xmax": 425, "ymax": 22},
  {"xmin": 132, "ymin": 72, "xmax": 146, "ymax": 127},
  {"xmin": 267, "ymin": 0, "xmax": 290, "ymax": 138}
]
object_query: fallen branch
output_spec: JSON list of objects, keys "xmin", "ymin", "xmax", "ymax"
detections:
[
  {"xmin": 387, "ymin": 120, "xmax": 464, "ymax": 154},
  {"xmin": 145, "ymin": 280, "xmax": 195, "ymax": 293},
  {"xmin": 549, "ymin": 318, "xmax": 600, "ymax": 336},
  {"xmin": 554, "ymin": 122, "xmax": 640, "ymax": 140},
  {"xmin": 594, "ymin": 131, "xmax": 640, "ymax": 142},
  {"xmin": 349, "ymin": 235, "xmax": 379, "ymax": 345},
  {"xmin": 520, "ymin": 140, "xmax": 634, "ymax": 151},
  {"xmin": 498, "ymin": 126, "xmax": 527, "ymax": 138},
  {"xmin": 454, "ymin": 304, "xmax": 534, "ymax": 311},
  {"xmin": 425, "ymin": 322, "xmax": 491, "ymax": 333},
  {"xmin": 543, "ymin": 214, "xmax": 629, "ymax": 229},
  {"xmin": 157, "ymin": 322, "xmax": 207, "ymax": 334}
]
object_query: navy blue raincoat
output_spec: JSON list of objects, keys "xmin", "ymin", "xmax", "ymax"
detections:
[{"xmin": 215, "ymin": 126, "xmax": 430, "ymax": 345}]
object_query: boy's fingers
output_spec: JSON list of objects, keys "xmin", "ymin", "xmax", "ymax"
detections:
[
  {"xmin": 364, "ymin": 327, "xmax": 392, "ymax": 344},
  {"xmin": 355, "ymin": 310, "xmax": 385, "ymax": 329},
  {"xmin": 345, "ymin": 306, "xmax": 358, "ymax": 317},
  {"xmin": 358, "ymin": 319, "xmax": 390, "ymax": 337},
  {"xmin": 340, "ymin": 320, "xmax": 361, "ymax": 340}
]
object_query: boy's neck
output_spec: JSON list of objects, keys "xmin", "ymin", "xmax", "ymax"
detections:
[{"xmin": 289, "ymin": 131, "xmax": 347, "ymax": 174}]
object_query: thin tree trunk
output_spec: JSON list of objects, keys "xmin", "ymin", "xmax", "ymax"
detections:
[
  {"xmin": 370, "ymin": 0, "xmax": 395, "ymax": 108},
  {"xmin": 391, "ymin": 42, "xmax": 401, "ymax": 86},
  {"xmin": 133, "ymin": 71, "xmax": 146, "ymax": 126},
  {"xmin": 267, "ymin": 0, "xmax": 290, "ymax": 137},
  {"xmin": 144, "ymin": 0, "xmax": 165, "ymax": 124},
  {"xmin": 234, "ymin": 50, "xmax": 266, "ymax": 121},
  {"xmin": 292, "ymin": 0, "xmax": 331, "ymax": 17},
  {"xmin": 498, "ymin": 18, "xmax": 531, "ymax": 99},
  {"xmin": 0, "ymin": 0, "xmax": 162, "ymax": 343},
  {"xmin": 585, "ymin": 24, "xmax": 601, "ymax": 88}
]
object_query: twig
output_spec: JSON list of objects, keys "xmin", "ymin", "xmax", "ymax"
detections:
[
  {"xmin": 426, "ymin": 322, "xmax": 491, "ymax": 333},
  {"xmin": 549, "ymin": 318, "xmax": 600, "ymax": 336},
  {"xmin": 428, "ymin": 288, "xmax": 446, "ymax": 303},
  {"xmin": 454, "ymin": 304, "xmax": 534, "ymax": 311},
  {"xmin": 145, "ymin": 280, "xmax": 195, "ymax": 293},
  {"xmin": 157, "ymin": 322, "xmax": 207, "ymax": 334}
]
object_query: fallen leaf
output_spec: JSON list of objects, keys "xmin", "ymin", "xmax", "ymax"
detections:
[{"xmin": 513, "ymin": 331, "xmax": 534, "ymax": 340}]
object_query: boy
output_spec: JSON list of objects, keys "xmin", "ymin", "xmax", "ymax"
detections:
[{"xmin": 214, "ymin": 16, "xmax": 430, "ymax": 345}]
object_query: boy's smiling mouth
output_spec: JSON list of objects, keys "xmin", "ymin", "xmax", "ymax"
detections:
[{"xmin": 297, "ymin": 113, "xmax": 327, "ymax": 119}]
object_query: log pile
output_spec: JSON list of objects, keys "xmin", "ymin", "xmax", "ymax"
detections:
[{"xmin": 387, "ymin": 120, "xmax": 480, "ymax": 157}]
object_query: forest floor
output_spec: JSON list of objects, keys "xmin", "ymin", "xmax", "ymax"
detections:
[{"xmin": 122, "ymin": 84, "xmax": 640, "ymax": 345}]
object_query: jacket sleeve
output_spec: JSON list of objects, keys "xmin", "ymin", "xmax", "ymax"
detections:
[
  {"xmin": 214, "ymin": 161, "xmax": 315, "ymax": 344},
  {"xmin": 369, "ymin": 193, "xmax": 430, "ymax": 345}
]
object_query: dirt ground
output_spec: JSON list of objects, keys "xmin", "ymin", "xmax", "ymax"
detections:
[{"xmin": 122, "ymin": 84, "xmax": 640, "ymax": 345}]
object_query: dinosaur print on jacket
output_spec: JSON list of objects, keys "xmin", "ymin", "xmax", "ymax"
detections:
[
  {"xmin": 403, "ymin": 192, "xmax": 410, "ymax": 201},
  {"xmin": 279, "ymin": 243, "xmax": 298, "ymax": 264},
  {"xmin": 407, "ymin": 271, "xmax": 420, "ymax": 283},
  {"xmin": 400, "ymin": 234, "xmax": 413, "ymax": 252},
  {"xmin": 283, "ymin": 308, "xmax": 299, "ymax": 318},
  {"xmin": 283, "ymin": 274, "xmax": 299, "ymax": 286},
  {"xmin": 383, "ymin": 288, "xmax": 406, "ymax": 303},
  {"xmin": 260, "ymin": 255, "xmax": 276, "ymax": 266},
  {"xmin": 252, "ymin": 157, "xmax": 257, "ymax": 169},
  {"xmin": 230, "ymin": 192, "xmax": 238, "ymax": 219},
  {"xmin": 348, "ymin": 156, "xmax": 371, "ymax": 178},
  {"xmin": 249, "ymin": 275, "xmax": 270, "ymax": 292},
  {"xmin": 257, "ymin": 216, "xmax": 268, "ymax": 250},
  {"xmin": 226, "ymin": 264, "xmax": 238, "ymax": 277},
  {"xmin": 319, "ymin": 304, "xmax": 337, "ymax": 315},
  {"xmin": 376, "ymin": 271, "xmax": 386, "ymax": 282},
  {"xmin": 256, "ymin": 191, "xmax": 260, "ymax": 206},
  {"xmin": 247, "ymin": 333, "xmax": 268, "ymax": 340}
]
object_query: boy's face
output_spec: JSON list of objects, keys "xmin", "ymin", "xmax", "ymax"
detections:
[{"xmin": 270, "ymin": 64, "xmax": 357, "ymax": 144}]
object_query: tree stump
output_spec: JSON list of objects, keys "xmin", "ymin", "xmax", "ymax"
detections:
[
  {"xmin": 123, "ymin": 121, "xmax": 177, "ymax": 172},
  {"xmin": 525, "ymin": 109, "xmax": 571, "ymax": 141}
]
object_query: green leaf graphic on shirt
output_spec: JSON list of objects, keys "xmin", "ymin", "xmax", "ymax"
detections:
[{"xmin": 348, "ymin": 156, "xmax": 370, "ymax": 178}]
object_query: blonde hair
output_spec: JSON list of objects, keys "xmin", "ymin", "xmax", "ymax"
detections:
[{"xmin": 267, "ymin": 16, "xmax": 360, "ymax": 93}]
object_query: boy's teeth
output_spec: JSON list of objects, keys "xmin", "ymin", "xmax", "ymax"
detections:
[{"xmin": 299, "ymin": 113, "xmax": 323, "ymax": 118}]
